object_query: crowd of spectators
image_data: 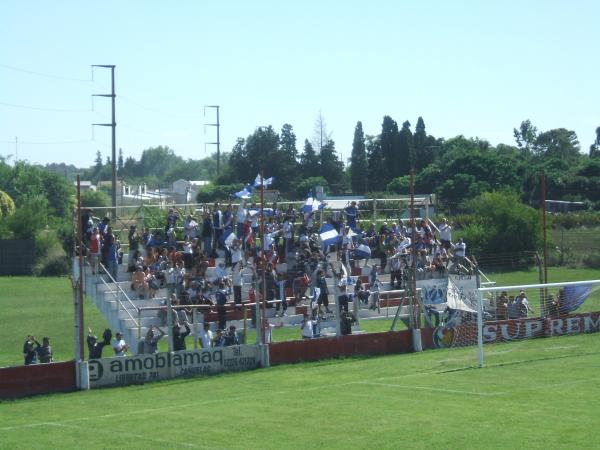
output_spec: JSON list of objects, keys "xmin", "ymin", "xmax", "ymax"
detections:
[{"xmin": 80, "ymin": 202, "xmax": 473, "ymax": 351}]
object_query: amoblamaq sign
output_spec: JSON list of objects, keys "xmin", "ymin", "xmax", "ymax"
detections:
[{"xmin": 88, "ymin": 345, "xmax": 261, "ymax": 388}]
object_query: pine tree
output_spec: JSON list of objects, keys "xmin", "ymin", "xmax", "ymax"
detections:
[
  {"xmin": 366, "ymin": 136, "xmax": 386, "ymax": 192},
  {"xmin": 380, "ymin": 116, "xmax": 399, "ymax": 183},
  {"xmin": 300, "ymin": 139, "xmax": 320, "ymax": 179}
]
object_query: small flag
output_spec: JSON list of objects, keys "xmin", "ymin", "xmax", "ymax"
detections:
[
  {"xmin": 233, "ymin": 185, "xmax": 253, "ymax": 199},
  {"xmin": 253, "ymin": 174, "xmax": 274, "ymax": 188},
  {"xmin": 560, "ymin": 284, "xmax": 592, "ymax": 313}
]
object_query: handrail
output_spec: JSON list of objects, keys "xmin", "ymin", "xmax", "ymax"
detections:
[{"xmin": 97, "ymin": 262, "xmax": 140, "ymax": 328}]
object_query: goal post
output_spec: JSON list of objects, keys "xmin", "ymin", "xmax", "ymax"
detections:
[{"xmin": 477, "ymin": 279, "xmax": 600, "ymax": 368}]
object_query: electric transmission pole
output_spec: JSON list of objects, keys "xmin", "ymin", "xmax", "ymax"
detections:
[
  {"xmin": 92, "ymin": 64, "xmax": 117, "ymax": 219},
  {"xmin": 204, "ymin": 105, "xmax": 221, "ymax": 175}
]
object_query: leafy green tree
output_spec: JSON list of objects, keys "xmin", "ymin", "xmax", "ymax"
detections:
[
  {"xmin": 513, "ymin": 119, "xmax": 539, "ymax": 155},
  {"xmin": 229, "ymin": 126, "xmax": 281, "ymax": 184},
  {"xmin": 294, "ymin": 176, "xmax": 329, "ymax": 199},
  {"xmin": 6, "ymin": 194, "xmax": 49, "ymax": 239},
  {"xmin": 0, "ymin": 190, "xmax": 15, "ymax": 218},
  {"xmin": 42, "ymin": 172, "xmax": 73, "ymax": 219},
  {"xmin": 536, "ymin": 128, "xmax": 581, "ymax": 161},
  {"xmin": 350, "ymin": 121, "xmax": 368, "ymax": 194},
  {"xmin": 462, "ymin": 191, "xmax": 542, "ymax": 255}
]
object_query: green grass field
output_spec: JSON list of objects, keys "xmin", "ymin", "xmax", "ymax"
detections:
[{"xmin": 1, "ymin": 333, "xmax": 599, "ymax": 449}]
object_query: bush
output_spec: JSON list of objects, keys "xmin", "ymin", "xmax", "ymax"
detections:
[
  {"xmin": 81, "ymin": 189, "xmax": 111, "ymax": 208},
  {"xmin": 36, "ymin": 254, "xmax": 70, "ymax": 276},
  {"xmin": 196, "ymin": 184, "xmax": 245, "ymax": 203}
]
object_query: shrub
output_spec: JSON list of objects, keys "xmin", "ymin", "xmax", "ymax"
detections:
[{"xmin": 36, "ymin": 254, "xmax": 70, "ymax": 276}]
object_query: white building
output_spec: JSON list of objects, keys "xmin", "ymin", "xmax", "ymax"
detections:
[{"xmin": 171, "ymin": 179, "xmax": 210, "ymax": 203}]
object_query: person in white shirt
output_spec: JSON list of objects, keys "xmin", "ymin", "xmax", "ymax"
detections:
[
  {"xmin": 112, "ymin": 332, "xmax": 128, "ymax": 357},
  {"xmin": 439, "ymin": 218, "xmax": 452, "ymax": 250},
  {"xmin": 236, "ymin": 200, "xmax": 247, "ymax": 238},
  {"xmin": 197, "ymin": 323, "xmax": 214, "ymax": 349},
  {"xmin": 264, "ymin": 320, "xmax": 284, "ymax": 344}
]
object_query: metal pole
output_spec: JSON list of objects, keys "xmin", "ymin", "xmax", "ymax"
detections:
[
  {"xmin": 260, "ymin": 171, "xmax": 267, "ymax": 345},
  {"xmin": 76, "ymin": 176, "xmax": 85, "ymax": 361},
  {"xmin": 409, "ymin": 170, "xmax": 418, "ymax": 329},
  {"xmin": 111, "ymin": 66, "xmax": 117, "ymax": 220}
]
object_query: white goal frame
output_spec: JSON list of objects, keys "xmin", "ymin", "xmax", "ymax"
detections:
[{"xmin": 477, "ymin": 279, "xmax": 600, "ymax": 368}]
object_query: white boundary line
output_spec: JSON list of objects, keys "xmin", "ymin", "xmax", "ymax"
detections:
[{"xmin": 355, "ymin": 381, "xmax": 506, "ymax": 397}]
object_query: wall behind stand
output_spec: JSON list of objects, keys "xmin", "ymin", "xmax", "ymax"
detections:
[
  {"xmin": 269, "ymin": 330, "xmax": 414, "ymax": 365},
  {"xmin": 0, "ymin": 361, "xmax": 76, "ymax": 399}
]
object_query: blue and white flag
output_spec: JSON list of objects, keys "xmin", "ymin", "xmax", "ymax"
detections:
[
  {"xmin": 354, "ymin": 243, "xmax": 372, "ymax": 259},
  {"xmin": 301, "ymin": 195, "xmax": 326, "ymax": 214},
  {"xmin": 233, "ymin": 184, "xmax": 253, "ymax": 199},
  {"xmin": 320, "ymin": 223, "xmax": 340, "ymax": 247},
  {"xmin": 248, "ymin": 207, "xmax": 274, "ymax": 217},
  {"xmin": 560, "ymin": 284, "xmax": 592, "ymax": 313},
  {"xmin": 253, "ymin": 174, "xmax": 274, "ymax": 188}
]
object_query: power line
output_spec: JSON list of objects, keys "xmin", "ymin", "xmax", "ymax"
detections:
[
  {"xmin": 120, "ymin": 95, "xmax": 202, "ymax": 119},
  {"xmin": 0, "ymin": 139, "xmax": 91, "ymax": 145},
  {"xmin": 0, "ymin": 100, "xmax": 91, "ymax": 113},
  {"xmin": 0, "ymin": 63, "xmax": 92, "ymax": 82}
]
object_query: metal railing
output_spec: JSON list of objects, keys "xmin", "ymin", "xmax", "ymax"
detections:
[{"xmin": 96, "ymin": 262, "xmax": 140, "ymax": 330}]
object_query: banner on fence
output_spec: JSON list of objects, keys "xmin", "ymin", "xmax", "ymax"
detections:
[{"xmin": 88, "ymin": 345, "xmax": 261, "ymax": 388}]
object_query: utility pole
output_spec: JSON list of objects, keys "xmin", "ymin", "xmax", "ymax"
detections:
[
  {"xmin": 14, "ymin": 137, "xmax": 18, "ymax": 163},
  {"xmin": 204, "ymin": 105, "xmax": 221, "ymax": 175},
  {"xmin": 92, "ymin": 64, "xmax": 117, "ymax": 219}
]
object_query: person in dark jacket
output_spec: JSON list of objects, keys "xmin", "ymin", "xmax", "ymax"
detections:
[
  {"xmin": 87, "ymin": 328, "xmax": 112, "ymax": 359},
  {"xmin": 172, "ymin": 321, "xmax": 191, "ymax": 351},
  {"xmin": 36, "ymin": 337, "xmax": 53, "ymax": 363}
]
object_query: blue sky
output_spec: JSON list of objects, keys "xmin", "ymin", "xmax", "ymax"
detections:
[{"xmin": 1, "ymin": 1, "xmax": 598, "ymax": 168}]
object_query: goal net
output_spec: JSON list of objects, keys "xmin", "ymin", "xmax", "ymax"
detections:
[{"xmin": 476, "ymin": 279, "xmax": 600, "ymax": 368}]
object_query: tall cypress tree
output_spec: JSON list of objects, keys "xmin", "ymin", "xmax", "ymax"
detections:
[
  {"xmin": 380, "ymin": 116, "xmax": 399, "ymax": 183},
  {"xmin": 350, "ymin": 121, "xmax": 368, "ymax": 194},
  {"xmin": 366, "ymin": 136, "xmax": 386, "ymax": 192},
  {"xmin": 398, "ymin": 120, "xmax": 413, "ymax": 175},
  {"xmin": 413, "ymin": 116, "xmax": 435, "ymax": 171}
]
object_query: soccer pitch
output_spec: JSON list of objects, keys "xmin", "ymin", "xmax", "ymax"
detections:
[{"xmin": 2, "ymin": 333, "xmax": 599, "ymax": 449}]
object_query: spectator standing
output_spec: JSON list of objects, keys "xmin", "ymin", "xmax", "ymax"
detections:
[
  {"xmin": 112, "ymin": 332, "xmax": 128, "ymax": 357},
  {"xmin": 87, "ymin": 328, "xmax": 112, "ymax": 359},
  {"xmin": 316, "ymin": 269, "xmax": 331, "ymax": 315},
  {"xmin": 143, "ymin": 326, "xmax": 165, "ymax": 354},
  {"xmin": 215, "ymin": 281, "xmax": 230, "ymax": 330},
  {"xmin": 202, "ymin": 210, "xmax": 214, "ymax": 256},
  {"xmin": 223, "ymin": 325, "xmax": 240, "ymax": 346},
  {"xmin": 439, "ymin": 218, "xmax": 452, "ymax": 250},
  {"xmin": 197, "ymin": 323, "xmax": 214, "ymax": 349},
  {"xmin": 36, "ymin": 337, "xmax": 53, "ymax": 363},
  {"xmin": 183, "ymin": 214, "xmax": 199, "ymax": 241},
  {"xmin": 212, "ymin": 203, "xmax": 223, "ymax": 255},
  {"xmin": 344, "ymin": 201, "xmax": 359, "ymax": 230},
  {"xmin": 172, "ymin": 321, "xmax": 192, "ymax": 351},
  {"xmin": 23, "ymin": 335, "xmax": 37, "ymax": 365}
]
